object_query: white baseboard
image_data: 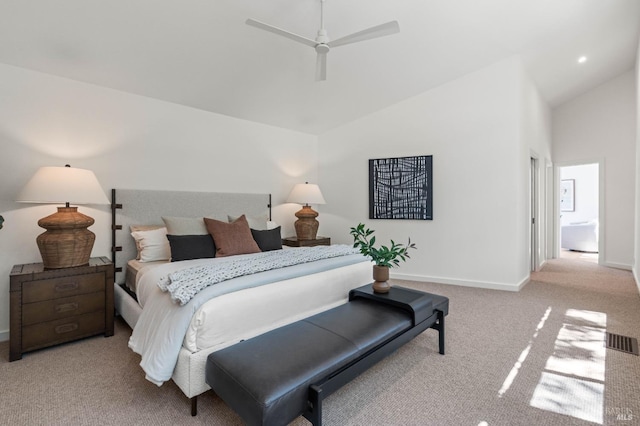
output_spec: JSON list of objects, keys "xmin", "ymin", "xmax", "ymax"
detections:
[
  {"xmin": 0, "ymin": 330, "xmax": 9, "ymax": 343},
  {"xmin": 601, "ymin": 261, "xmax": 632, "ymax": 271},
  {"xmin": 537, "ymin": 259, "xmax": 547, "ymax": 271},
  {"xmin": 390, "ymin": 272, "xmax": 528, "ymax": 292}
]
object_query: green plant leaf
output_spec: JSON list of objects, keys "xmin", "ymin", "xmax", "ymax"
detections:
[{"xmin": 350, "ymin": 223, "xmax": 417, "ymax": 267}]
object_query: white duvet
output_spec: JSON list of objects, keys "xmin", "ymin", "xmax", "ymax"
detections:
[{"xmin": 129, "ymin": 249, "xmax": 371, "ymax": 386}]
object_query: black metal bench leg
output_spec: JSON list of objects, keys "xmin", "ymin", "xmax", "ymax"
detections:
[
  {"xmin": 437, "ymin": 310, "xmax": 445, "ymax": 355},
  {"xmin": 191, "ymin": 396, "xmax": 197, "ymax": 416}
]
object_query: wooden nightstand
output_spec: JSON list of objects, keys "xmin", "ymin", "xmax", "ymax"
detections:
[
  {"xmin": 9, "ymin": 257, "xmax": 114, "ymax": 361},
  {"xmin": 282, "ymin": 236, "xmax": 331, "ymax": 247}
]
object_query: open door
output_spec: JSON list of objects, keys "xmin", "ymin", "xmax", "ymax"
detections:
[
  {"xmin": 530, "ymin": 157, "xmax": 539, "ymax": 272},
  {"xmin": 557, "ymin": 162, "xmax": 601, "ymax": 263}
]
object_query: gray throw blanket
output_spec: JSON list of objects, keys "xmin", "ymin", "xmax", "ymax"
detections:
[{"xmin": 158, "ymin": 245, "xmax": 361, "ymax": 305}]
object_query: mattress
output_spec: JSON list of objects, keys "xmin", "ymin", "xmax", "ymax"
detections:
[{"xmin": 125, "ymin": 259, "xmax": 168, "ymax": 293}]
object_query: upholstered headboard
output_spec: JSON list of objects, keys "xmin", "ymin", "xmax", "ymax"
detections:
[{"xmin": 111, "ymin": 189, "xmax": 271, "ymax": 285}]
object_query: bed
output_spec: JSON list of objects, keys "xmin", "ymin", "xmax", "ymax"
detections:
[
  {"xmin": 110, "ymin": 189, "xmax": 373, "ymax": 414},
  {"xmin": 561, "ymin": 220, "xmax": 598, "ymax": 252}
]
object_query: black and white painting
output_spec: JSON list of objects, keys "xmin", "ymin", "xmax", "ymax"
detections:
[
  {"xmin": 560, "ymin": 179, "xmax": 575, "ymax": 212},
  {"xmin": 369, "ymin": 155, "xmax": 433, "ymax": 220}
]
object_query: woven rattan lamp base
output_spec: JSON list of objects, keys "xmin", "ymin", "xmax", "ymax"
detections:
[{"xmin": 36, "ymin": 206, "xmax": 96, "ymax": 269}]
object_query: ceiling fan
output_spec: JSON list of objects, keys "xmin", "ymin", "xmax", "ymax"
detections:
[{"xmin": 246, "ymin": 0, "xmax": 399, "ymax": 81}]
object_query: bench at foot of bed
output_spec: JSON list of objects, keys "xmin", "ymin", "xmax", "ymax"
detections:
[{"xmin": 205, "ymin": 285, "xmax": 449, "ymax": 425}]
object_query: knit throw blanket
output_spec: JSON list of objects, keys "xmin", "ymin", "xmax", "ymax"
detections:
[{"xmin": 158, "ymin": 245, "xmax": 361, "ymax": 305}]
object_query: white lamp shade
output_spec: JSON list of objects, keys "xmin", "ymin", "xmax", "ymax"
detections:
[
  {"xmin": 17, "ymin": 166, "xmax": 110, "ymax": 205},
  {"xmin": 286, "ymin": 183, "xmax": 326, "ymax": 205}
]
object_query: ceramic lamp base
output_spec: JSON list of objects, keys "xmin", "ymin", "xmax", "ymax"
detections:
[{"xmin": 294, "ymin": 205, "xmax": 319, "ymax": 240}]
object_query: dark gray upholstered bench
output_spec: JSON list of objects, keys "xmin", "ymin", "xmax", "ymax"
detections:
[{"xmin": 206, "ymin": 285, "xmax": 449, "ymax": 426}]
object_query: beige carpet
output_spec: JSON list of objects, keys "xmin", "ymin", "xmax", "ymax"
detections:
[{"xmin": 1, "ymin": 258, "xmax": 639, "ymax": 425}]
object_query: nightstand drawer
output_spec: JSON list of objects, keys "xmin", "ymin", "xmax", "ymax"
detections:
[
  {"xmin": 22, "ymin": 292, "xmax": 106, "ymax": 326},
  {"xmin": 22, "ymin": 311, "xmax": 106, "ymax": 352},
  {"xmin": 22, "ymin": 272, "xmax": 105, "ymax": 303}
]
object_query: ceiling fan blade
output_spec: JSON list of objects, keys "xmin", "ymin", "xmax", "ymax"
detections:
[
  {"xmin": 315, "ymin": 52, "xmax": 327, "ymax": 81},
  {"xmin": 330, "ymin": 21, "xmax": 399, "ymax": 48},
  {"xmin": 246, "ymin": 18, "xmax": 317, "ymax": 48}
]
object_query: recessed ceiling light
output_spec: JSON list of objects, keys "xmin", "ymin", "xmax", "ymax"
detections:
[{"xmin": 578, "ymin": 56, "xmax": 588, "ymax": 64}]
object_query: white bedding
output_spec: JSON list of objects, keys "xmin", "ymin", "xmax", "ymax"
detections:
[
  {"xmin": 126, "ymin": 259, "xmax": 168, "ymax": 293},
  {"xmin": 129, "ymin": 250, "xmax": 372, "ymax": 386}
]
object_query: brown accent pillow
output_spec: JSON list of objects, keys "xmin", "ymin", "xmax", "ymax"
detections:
[{"xmin": 204, "ymin": 215, "xmax": 261, "ymax": 257}]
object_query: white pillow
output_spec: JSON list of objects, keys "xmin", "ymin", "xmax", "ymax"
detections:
[
  {"xmin": 130, "ymin": 227, "xmax": 171, "ymax": 262},
  {"xmin": 228, "ymin": 214, "xmax": 269, "ymax": 230},
  {"xmin": 130, "ymin": 225, "xmax": 164, "ymax": 259}
]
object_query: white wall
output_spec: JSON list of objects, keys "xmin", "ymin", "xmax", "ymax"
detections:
[
  {"xmin": 519, "ymin": 66, "xmax": 554, "ymax": 271},
  {"xmin": 318, "ymin": 58, "xmax": 551, "ymax": 291},
  {"xmin": 559, "ymin": 164, "xmax": 599, "ymax": 226},
  {"xmin": 553, "ymin": 70, "xmax": 637, "ymax": 269},
  {"xmin": 0, "ymin": 63, "xmax": 318, "ymax": 338},
  {"xmin": 635, "ymin": 37, "xmax": 640, "ymax": 290}
]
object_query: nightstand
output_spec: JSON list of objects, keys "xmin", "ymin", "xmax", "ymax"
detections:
[
  {"xmin": 9, "ymin": 257, "xmax": 114, "ymax": 361},
  {"xmin": 282, "ymin": 236, "xmax": 331, "ymax": 247}
]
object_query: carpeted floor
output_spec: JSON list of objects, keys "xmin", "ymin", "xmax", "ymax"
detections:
[{"xmin": 1, "ymin": 258, "xmax": 639, "ymax": 425}]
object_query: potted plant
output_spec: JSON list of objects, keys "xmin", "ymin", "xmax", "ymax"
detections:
[{"xmin": 350, "ymin": 223, "xmax": 416, "ymax": 293}]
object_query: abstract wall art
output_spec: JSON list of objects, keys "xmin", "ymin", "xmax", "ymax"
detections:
[
  {"xmin": 560, "ymin": 179, "xmax": 575, "ymax": 212},
  {"xmin": 369, "ymin": 155, "xmax": 433, "ymax": 220}
]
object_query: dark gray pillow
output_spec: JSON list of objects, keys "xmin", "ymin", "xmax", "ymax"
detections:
[
  {"xmin": 167, "ymin": 234, "xmax": 216, "ymax": 262},
  {"xmin": 251, "ymin": 227, "xmax": 282, "ymax": 252}
]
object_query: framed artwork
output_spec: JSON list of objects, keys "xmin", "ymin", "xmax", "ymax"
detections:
[
  {"xmin": 561, "ymin": 179, "xmax": 575, "ymax": 212},
  {"xmin": 369, "ymin": 155, "xmax": 433, "ymax": 220}
]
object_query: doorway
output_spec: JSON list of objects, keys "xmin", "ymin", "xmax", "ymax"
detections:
[
  {"xmin": 557, "ymin": 162, "xmax": 600, "ymax": 263},
  {"xmin": 530, "ymin": 157, "xmax": 539, "ymax": 272}
]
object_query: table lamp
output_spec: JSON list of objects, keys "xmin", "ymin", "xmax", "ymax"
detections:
[
  {"xmin": 17, "ymin": 165, "xmax": 110, "ymax": 269},
  {"xmin": 286, "ymin": 182, "xmax": 326, "ymax": 240}
]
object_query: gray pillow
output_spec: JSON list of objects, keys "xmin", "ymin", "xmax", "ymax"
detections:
[
  {"xmin": 228, "ymin": 214, "xmax": 269, "ymax": 231},
  {"xmin": 162, "ymin": 216, "xmax": 207, "ymax": 235}
]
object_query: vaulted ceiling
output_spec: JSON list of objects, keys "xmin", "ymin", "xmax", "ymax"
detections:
[{"xmin": 0, "ymin": 0, "xmax": 638, "ymax": 134}]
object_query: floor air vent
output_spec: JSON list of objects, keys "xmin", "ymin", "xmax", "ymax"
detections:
[{"xmin": 606, "ymin": 333, "xmax": 639, "ymax": 356}]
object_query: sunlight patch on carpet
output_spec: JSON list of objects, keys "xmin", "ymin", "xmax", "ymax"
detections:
[
  {"xmin": 529, "ymin": 309, "xmax": 606, "ymax": 424},
  {"xmin": 498, "ymin": 306, "xmax": 552, "ymax": 397},
  {"xmin": 530, "ymin": 372, "xmax": 604, "ymax": 423}
]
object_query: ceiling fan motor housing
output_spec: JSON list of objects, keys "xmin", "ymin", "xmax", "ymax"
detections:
[
  {"xmin": 316, "ymin": 29, "xmax": 329, "ymax": 44},
  {"xmin": 315, "ymin": 44, "xmax": 330, "ymax": 54}
]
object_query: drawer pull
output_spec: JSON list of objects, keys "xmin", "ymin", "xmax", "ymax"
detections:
[
  {"xmin": 55, "ymin": 323, "xmax": 79, "ymax": 334},
  {"xmin": 55, "ymin": 302, "xmax": 79, "ymax": 313},
  {"xmin": 55, "ymin": 281, "xmax": 79, "ymax": 292}
]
